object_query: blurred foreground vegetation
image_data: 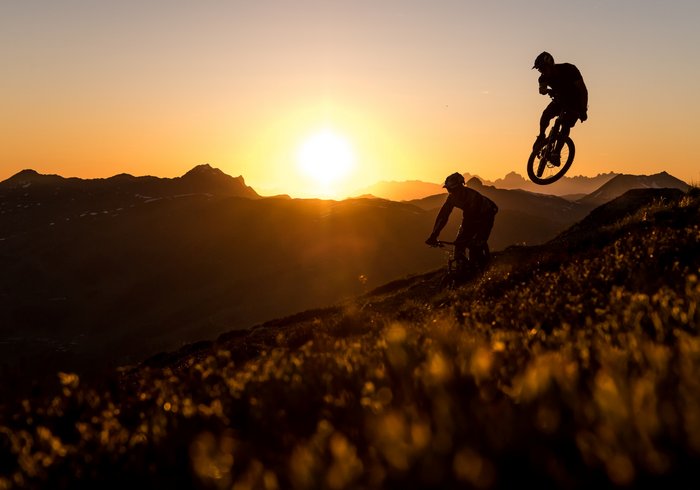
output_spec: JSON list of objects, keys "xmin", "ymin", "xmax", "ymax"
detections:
[{"xmin": 1, "ymin": 188, "xmax": 699, "ymax": 489}]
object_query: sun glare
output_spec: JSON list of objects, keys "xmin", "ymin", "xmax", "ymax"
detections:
[{"xmin": 297, "ymin": 129, "xmax": 355, "ymax": 186}]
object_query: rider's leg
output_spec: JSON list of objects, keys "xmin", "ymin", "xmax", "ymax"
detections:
[
  {"xmin": 554, "ymin": 122, "xmax": 571, "ymax": 154},
  {"xmin": 554, "ymin": 111, "xmax": 578, "ymax": 153},
  {"xmin": 468, "ymin": 242, "xmax": 489, "ymax": 270},
  {"xmin": 454, "ymin": 224, "xmax": 470, "ymax": 273},
  {"xmin": 468, "ymin": 215, "xmax": 495, "ymax": 270},
  {"xmin": 535, "ymin": 102, "xmax": 559, "ymax": 150},
  {"xmin": 539, "ymin": 102, "xmax": 559, "ymax": 135}
]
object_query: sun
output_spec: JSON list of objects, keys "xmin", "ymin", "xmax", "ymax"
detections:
[{"xmin": 297, "ymin": 129, "xmax": 355, "ymax": 186}]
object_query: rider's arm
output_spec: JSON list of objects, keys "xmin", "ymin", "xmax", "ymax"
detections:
[
  {"xmin": 538, "ymin": 74, "xmax": 550, "ymax": 95},
  {"xmin": 429, "ymin": 198, "xmax": 455, "ymax": 239}
]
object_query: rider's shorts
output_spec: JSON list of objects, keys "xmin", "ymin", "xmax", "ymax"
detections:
[{"xmin": 543, "ymin": 100, "xmax": 581, "ymax": 128}]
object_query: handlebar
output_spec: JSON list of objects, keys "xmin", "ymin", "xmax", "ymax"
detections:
[{"xmin": 426, "ymin": 239, "xmax": 455, "ymax": 248}]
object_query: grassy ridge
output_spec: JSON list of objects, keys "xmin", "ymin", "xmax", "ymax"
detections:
[{"xmin": 1, "ymin": 189, "xmax": 699, "ymax": 489}]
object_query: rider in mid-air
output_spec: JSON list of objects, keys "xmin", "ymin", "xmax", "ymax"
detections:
[
  {"xmin": 425, "ymin": 172, "xmax": 498, "ymax": 274},
  {"xmin": 532, "ymin": 51, "xmax": 589, "ymax": 165}
]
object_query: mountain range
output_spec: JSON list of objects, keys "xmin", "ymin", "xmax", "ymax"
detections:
[
  {"xmin": 1, "ymin": 184, "xmax": 697, "ymax": 488},
  {"xmin": 357, "ymin": 171, "xmax": 689, "ymax": 203},
  {"xmin": 355, "ymin": 171, "xmax": 622, "ymax": 201},
  {"xmin": 0, "ymin": 165, "xmax": 690, "ymax": 395}
]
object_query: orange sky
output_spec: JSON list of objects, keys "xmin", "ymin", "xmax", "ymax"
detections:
[{"xmin": 2, "ymin": 1, "xmax": 699, "ymax": 198}]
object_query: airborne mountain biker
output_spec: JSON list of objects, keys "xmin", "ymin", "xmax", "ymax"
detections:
[
  {"xmin": 532, "ymin": 51, "xmax": 588, "ymax": 166},
  {"xmin": 425, "ymin": 172, "xmax": 498, "ymax": 274}
]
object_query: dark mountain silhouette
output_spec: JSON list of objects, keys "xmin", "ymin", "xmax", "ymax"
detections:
[
  {"xmin": 577, "ymin": 171, "xmax": 690, "ymax": 207},
  {"xmin": 178, "ymin": 164, "xmax": 260, "ymax": 197},
  {"xmin": 1, "ymin": 166, "xmax": 260, "ymax": 259},
  {"xmin": 1, "ymin": 186, "xmax": 697, "ymax": 488},
  {"xmin": 0, "ymin": 168, "xmax": 447, "ymax": 394},
  {"xmin": 0, "ymin": 163, "xmax": 259, "ymax": 224},
  {"xmin": 356, "ymin": 172, "xmax": 621, "ymax": 201},
  {"xmin": 0, "ymin": 163, "xmax": 259, "ymax": 204},
  {"xmin": 555, "ymin": 187, "xmax": 686, "ymax": 245},
  {"xmin": 0, "ymin": 165, "xmax": 690, "ymax": 398},
  {"xmin": 490, "ymin": 170, "xmax": 619, "ymax": 196}
]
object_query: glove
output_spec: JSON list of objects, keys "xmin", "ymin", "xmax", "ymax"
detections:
[{"xmin": 425, "ymin": 236, "xmax": 439, "ymax": 247}]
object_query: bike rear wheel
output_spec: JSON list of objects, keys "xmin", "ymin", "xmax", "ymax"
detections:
[{"xmin": 527, "ymin": 137, "xmax": 575, "ymax": 185}]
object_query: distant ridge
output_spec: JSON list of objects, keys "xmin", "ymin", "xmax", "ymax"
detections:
[
  {"xmin": 357, "ymin": 172, "xmax": 622, "ymax": 201},
  {"xmin": 353, "ymin": 180, "xmax": 443, "ymax": 201},
  {"xmin": 489, "ymin": 171, "xmax": 619, "ymax": 196},
  {"xmin": 352, "ymin": 171, "xmax": 688, "ymax": 203},
  {"xmin": 578, "ymin": 171, "xmax": 690, "ymax": 207}
]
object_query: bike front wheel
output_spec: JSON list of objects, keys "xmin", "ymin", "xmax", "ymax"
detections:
[{"xmin": 527, "ymin": 137, "xmax": 575, "ymax": 185}]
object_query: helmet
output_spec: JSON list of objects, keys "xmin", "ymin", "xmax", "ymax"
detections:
[
  {"xmin": 443, "ymin": 172, "xmax": 465, "ymax": 190},
  {"xmin": 532, "ymin": 51, "xmax": 554, "ymax": 70}
]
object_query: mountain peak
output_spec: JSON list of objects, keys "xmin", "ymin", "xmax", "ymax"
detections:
[
  {"xmin": 1, "ymin": 169, "xmax": 65, "ymax": 187},
  {"xmin": 466, "ymin": 176, "xmax": 483, "ymax": 187},
  {"xmin": 12, "ymin": 169, "xmax": 41, "ymax": 178},
  {"xmin": 182, "ymin": 163, "xmax": 227, "ymax": 179},
  {"xmin": 178, "ymin": 164, "xmax": 259, "ymax": 198},
  {"xmin": 6, "ymin": 169, "xmax": 45, "ymax": 182}
]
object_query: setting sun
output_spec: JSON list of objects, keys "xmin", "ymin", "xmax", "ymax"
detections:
[{"xmin": 297, "ymin": 129, "xmax": 355, "ymax": 186}]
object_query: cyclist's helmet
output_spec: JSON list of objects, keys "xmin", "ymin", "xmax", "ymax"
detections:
[
  {"xmin": 443, "ymin": 172, "xmax": 465, "ymax": 191},
  {"xmin": 533, "ymin": 51, "xmax": 554, "ymax": 70}
]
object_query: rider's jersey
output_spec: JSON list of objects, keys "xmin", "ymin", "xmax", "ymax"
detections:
[
  {"xmin": 539, "ymin": 63, "xmax": 588, "ymax": 112},
  {"xmin": 430, "ymin": 186, "xmax": 498, "ymax": 237}
]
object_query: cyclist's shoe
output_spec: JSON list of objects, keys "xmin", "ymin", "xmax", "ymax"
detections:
[
  {"xmin": 532, "ymin": 135, "xmax": 546, "ymax": 152},
  {"xmin": 549, "ymin": 152, "xmax": 561, "ymax": 167}
]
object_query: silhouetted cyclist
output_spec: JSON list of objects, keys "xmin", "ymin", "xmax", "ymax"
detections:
[
  {"xmin": 532, "ymin": 51, "xmax": 588, "ymax": 166},
  {"xmin": 425, "ymin": 172, "xmax": 498, "ymax": 274}
]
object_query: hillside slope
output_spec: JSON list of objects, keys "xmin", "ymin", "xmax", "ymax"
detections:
[{"xmin": 1, "ymin": 187, "xmax": 699, "ymax": 489}]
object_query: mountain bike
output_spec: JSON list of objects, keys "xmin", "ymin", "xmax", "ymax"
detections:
[
  {"xmin": 433, "ymin": 241, "xmax": 475, "ymax": 290},
  {"xmin": 527, "ymin": 110, "xmax": 576, "ymax": 185}
]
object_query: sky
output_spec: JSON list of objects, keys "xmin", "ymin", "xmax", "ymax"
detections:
[{"xmin": 2, "ymin": 0, "xmax": 699, "ymax": 198}]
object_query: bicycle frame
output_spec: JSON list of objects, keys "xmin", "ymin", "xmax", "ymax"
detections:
[
  {"xmin": 536, "ymin": 116, "xmax": 562, "ymax": 162},
  {"xmin": 431, "ymin": 240, "xmax": 482, "ymax": 289},
  {"xmin": 436, "ymin": 240, "xmax": 459, "ymax": 276},
  {"xmin": 533, "ymin": 92, "xmax": 566, "ymax": 166}
]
